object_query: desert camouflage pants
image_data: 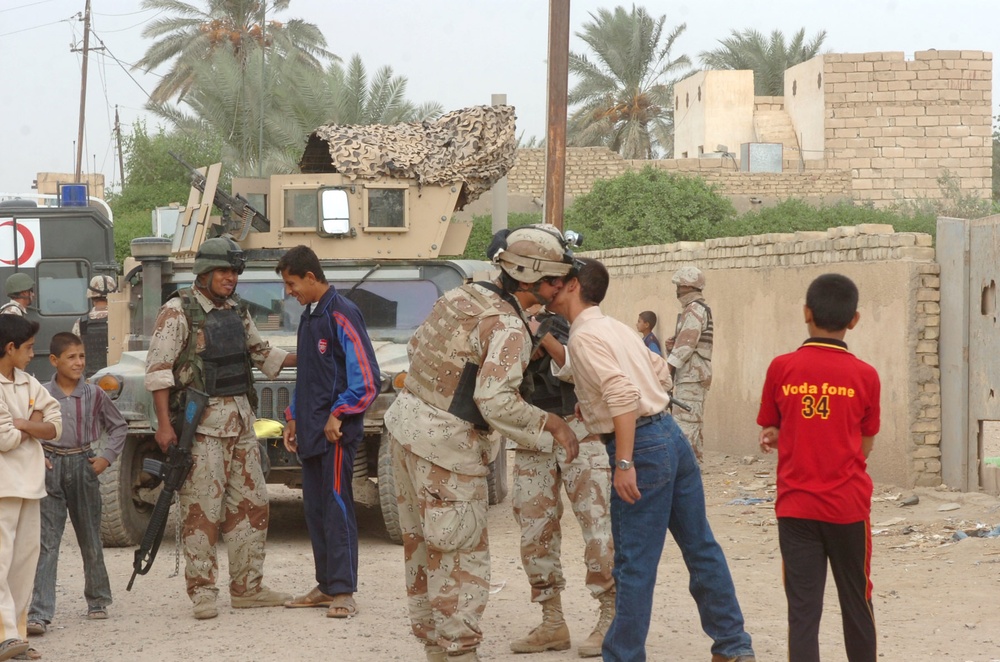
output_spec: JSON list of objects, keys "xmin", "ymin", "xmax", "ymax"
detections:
[
  {"xmin": 179, "ymin": 425, "xmax": 269, "ymax": 600},
  {"xmin": 672, "ymin": 381, "xmax": 709, "ymax": 460},
  {"xmin": 512, "ymin": 419, "xmax": 614, "ymax": 603},
  {"xmin": 391, "ymin": 437, "xmax": 490, "ymax": 654}
]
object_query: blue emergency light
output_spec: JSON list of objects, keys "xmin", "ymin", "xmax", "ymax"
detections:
[{"xmin": 61, "ymin": 184, "xmax": 88, "ymax": 207}]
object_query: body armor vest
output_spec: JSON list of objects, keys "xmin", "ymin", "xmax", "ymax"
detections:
[
  {"xmin": 404, "ymin": 284, "xmax": 519, "ymax": 430},
  {"xmin": 168, "ymin": 289, "xmax": 256, "ymax": 415},
  {"xmin": 78, "ymin": 316, "xmax": 108, "ymax": 378},
  {"xmin": 200, "ymin": 308, "xmax": 251, "ymax": 397},
  {"xmin": 674, "ymin": 299, "xmax": 714, "ymax": 362}
]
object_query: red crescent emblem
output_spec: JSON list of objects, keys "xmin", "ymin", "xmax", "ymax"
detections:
[{"xmin": 0, "ymin": 221, "xmax": 36, "ymax": 266}]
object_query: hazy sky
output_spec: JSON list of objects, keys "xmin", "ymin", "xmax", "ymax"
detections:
[{"xmin": 0, "ymin": 0, "xmax": 996, "ymax": 196}]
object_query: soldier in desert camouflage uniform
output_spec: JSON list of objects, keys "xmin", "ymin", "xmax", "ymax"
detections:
[
  {"xmin": 508, "ymin": 309, "xmax": 615, "ymax": 657},
  {"xmin": 144, "ymin": 237, "xmax": 296, "ymax": 620},
  {"xmin": 665, "ymin": 266, "xmax": 713, "ymax": 461},
  {"xmin": 384, "ymin": 225, "xmax": 581, "ymax": 662}
]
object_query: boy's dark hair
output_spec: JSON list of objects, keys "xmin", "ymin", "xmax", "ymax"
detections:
[
  {"xmin": 50, "ymin": 332, "xmax": 84, "ymax": 358},
  {"xmin": 575, "ymin": 257, "xmax": 609, "ymax": 305},
  {"xmin": 0, "ymin": 315, "xmax": 40, "ymax": 356},
  {"xmin": 639, "ymin": 310, "xmax": 657, "ymax": 328},
  {"xmin": 275, "ymin": 245, "xmax": 327, "ymax": 283},
  {"xmin": 806, "ymin": 273, "xmax": 859, "ymax": 331}
]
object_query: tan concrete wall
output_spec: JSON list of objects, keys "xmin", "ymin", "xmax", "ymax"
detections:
[
  {"xmin": 785, "ymin": 56, "xmax": 827, "ymax": 161},
  {"xmin": 821, "ymin": 50, "xmax": 992, "ymax": 205},
  {"xmin": 581, "ymin": 225, "xmax": 941, "ymax": 488},
  {"xmin": 673, "ymin": 70, "xmax": 755, "ymax": 159}
]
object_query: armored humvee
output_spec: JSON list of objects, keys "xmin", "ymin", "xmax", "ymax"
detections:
[{"xmin": 94, "ymin": 105, "xmax": 516, "ymax": 546}]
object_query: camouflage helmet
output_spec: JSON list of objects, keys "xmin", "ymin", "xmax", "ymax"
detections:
[
  {"xmin": 492, "ymin": 224, "xmax": 574, "ymax": 283},
  {"xmin": 5, "ymin": 272, "xmax": 34, "ymax": 297},
  {"xmin": 671, "ymin": 266, "xmax": 705, "ymax": 290},
  {"xmin": 193, "ymin": 237, "xmax": 246, "ymax": 276},
  {"xmin": 87, "ymin": 275, "xmax": 117, "ymax": 299}
]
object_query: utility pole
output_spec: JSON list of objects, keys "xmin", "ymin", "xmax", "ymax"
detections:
[
  {"xmin": 115, "ymin": 105, "xmax": 125, "ymax": 187},
  {"xmin": 491, "ymin": 93, "xmax": 509, "ymax": 234},
  {"xmin": 544, "ymin": 0, "xmax": 570, "ymax": 230},
  {"xmin": 74, "ymin": 0, "xmax": 92, "ymax": 182}
]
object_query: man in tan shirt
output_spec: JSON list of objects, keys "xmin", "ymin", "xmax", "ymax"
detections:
[{"xmin": 547, "ymin": 257, "xmax": 755, "ymax": 662}]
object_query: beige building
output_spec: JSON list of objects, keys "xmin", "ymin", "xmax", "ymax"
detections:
[{"xmin": 673, "ymin": 50, "xmax": 992, "ymax": 207}]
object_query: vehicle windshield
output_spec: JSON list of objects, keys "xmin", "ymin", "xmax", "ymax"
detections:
[{"xmin": 236, "ymin": 277, "xmax": 443, "ymax": 343}]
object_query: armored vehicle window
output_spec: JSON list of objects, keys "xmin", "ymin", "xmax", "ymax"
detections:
[
  {"xmin": 332, "ymin": 279, "xmax": 439, "ymax": 341},
  {"xmin": 235, "ymin": 280, "xmax": 305, "ymax": 339},
  {"xmin": 284, "ymin": 189, "xmax": 318, "ymax": 229},
  {"xmin": 320, "ymin": 188, "xmax": 350, "ymax": 236},
  {"xmin": 365, "ymin": 187, "xmax": 407, "ymax": 230},
  {"xmin": 36, "ymin": 259, "xmax": 88, "ymax": 315}
]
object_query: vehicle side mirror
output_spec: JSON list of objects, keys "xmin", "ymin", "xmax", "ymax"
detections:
[{"xmin": 320, "ymin": 188, "xmax": 351, "ymax": 236}]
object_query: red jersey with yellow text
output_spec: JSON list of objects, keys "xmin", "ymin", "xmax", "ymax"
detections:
[{"xmin": 757, "ymin": 339, "xmax": 881, "ymax": 524}]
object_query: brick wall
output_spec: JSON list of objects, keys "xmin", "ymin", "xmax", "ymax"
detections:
[
  {"xmin": 582, "ymin": 225, "xmax": 941, "ymax": 488},
  {"xmin": 821, "ymin": 50, "xmax": 992, "ymax": 204},
  {"xmin": 507, "ymin": 147, "xmax": 852, "ymax": 200}
]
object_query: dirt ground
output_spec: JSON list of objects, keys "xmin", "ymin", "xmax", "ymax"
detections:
[{"xmin": 27, "ymin": 450, "xmax": 1000, "ymax": 662}]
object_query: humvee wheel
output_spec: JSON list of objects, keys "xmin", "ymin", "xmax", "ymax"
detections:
[
  {"xmin": 100, "ymin": 435, "xmax": 162, "ymax": 547},
  {"xmin": 377, "ymin": 429, "xmax": 403, "ymax": 544},
  {"xmin": 487, "ymin": 446, "xmax": 508, "ymax": 505}
]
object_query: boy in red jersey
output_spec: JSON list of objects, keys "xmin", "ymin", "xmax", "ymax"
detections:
[{"xmin": 756, "ymin": 273, "xmax": 880, "ymax": 662}]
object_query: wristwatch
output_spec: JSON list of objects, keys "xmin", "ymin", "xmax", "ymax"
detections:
[{"xmin": 616, "ymin": 458, "xmax": 634, "ymax": 471}]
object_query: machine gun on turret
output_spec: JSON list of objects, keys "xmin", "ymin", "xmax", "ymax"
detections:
[{"xmin": 169, "ymin": 152, "xmax": 270, "ymax": 240}]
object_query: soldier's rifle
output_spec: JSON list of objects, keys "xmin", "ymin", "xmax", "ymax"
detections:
[
  {"xmin": 126, "ymin": 389, "xmax": 209, "ymax": 591},
  {"xmin": 169, "ymin": 152, "xmax": 270, "ymax": 240}
]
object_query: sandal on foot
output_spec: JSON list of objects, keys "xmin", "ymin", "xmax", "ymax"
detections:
[
  {"xmin": 0, "ymin": 639, "xmax": 30, "ymax": 662},
  {"xmin": 284, "ymin": 586, "xmax": 335, "ymax": 608},
  {"xmin": 25, "ymin": 622, "xmax": 46, "ymax": 637},
  {"xmin": 326, "ymin": 594, "xmax": 357, "ymax": 619},
  {"xmin": 13, "ymin": 647, "xmax": 41, "ymax": 660},
  {"xmin": 87, "ymin": 609, "xmax": 108, "ymax": 620}
]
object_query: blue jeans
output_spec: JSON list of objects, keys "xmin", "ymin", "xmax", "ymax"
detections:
[
  {"xmin": 602, "ymin": 417, "xmax": 753, "ymax": 662},
  {"xmin": 29, "ymin": 451, "xmax": 112, "ymax": 624}
]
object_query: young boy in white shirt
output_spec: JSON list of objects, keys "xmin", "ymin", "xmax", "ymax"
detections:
[{"xmin": 0, "ymin": 315, "xmax": 62, "ymax": 661}]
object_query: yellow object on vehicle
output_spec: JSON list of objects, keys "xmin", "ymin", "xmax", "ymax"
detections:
[{"xmin": 253, "ymin": 418, "xmax": 285, "ymax": 439}]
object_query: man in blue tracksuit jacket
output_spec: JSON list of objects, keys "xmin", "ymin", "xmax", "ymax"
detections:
[{"xmin": 277, "ymin": 246, "xmax": 380, "ymax": 618}]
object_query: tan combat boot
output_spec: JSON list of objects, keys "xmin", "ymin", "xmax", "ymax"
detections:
[
  {"xmin": 425, "ymin": 644, "xmax": 447, "ymax": 662},
  {"xmin": 510, "ymin": 595, "xmax": 572, "ymax": 653},
  {"xmin": 577, "ymin": 588, "xmax": 616, "ymax": 657}
]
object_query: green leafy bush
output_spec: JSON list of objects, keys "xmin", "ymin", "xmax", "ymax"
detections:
[
  {"xmin": 563, "ymin": 167, "xmax": 737, "ymax": 250},
  {"xmin": 714, "ymin": 199, "xmax": 938, "ymax": 239}
]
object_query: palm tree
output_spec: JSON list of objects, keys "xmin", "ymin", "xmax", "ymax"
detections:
[
  {"xmin": 326, "ymin": 54, "xmax": 444, "ymax": 126},
  {"xmin": 567, "ymin": 5, "xmax": 691, "ymax": 159},
  {"xmin": 148, "ymin": 48, "xmax": 444, "ymax": 175},
  {"xmin": 135, "ymin": 0, "xmax": 334, "ymax": 102},
  {"xmin": 699, "ymin": 28, "xmax": 827, "ymax": 96}
]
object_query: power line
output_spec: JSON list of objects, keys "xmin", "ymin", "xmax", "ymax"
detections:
[
  {"xmin": 0, "ymin": 0, "xmax": 58, "ymax": 14},
  {"xmin": 94, "ymin": 8, "xmax": 165, "ymax": 34},
  {"xmin": 93, "ymin": 7, "xmax": 157, "ymax": 17},
  {"xmin": 0, "ymin": 15, "xmax": 73, "ymax": 38},
  {"xmin": 88, "ymin": 26, "xmax": 155, "ymax": 101}
]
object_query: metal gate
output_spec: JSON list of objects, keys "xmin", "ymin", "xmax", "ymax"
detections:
[{"xmin": 939, "ymin": 215, "xmax": 1000, "ymax": 494}]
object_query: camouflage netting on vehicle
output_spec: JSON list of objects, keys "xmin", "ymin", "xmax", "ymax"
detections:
[{"xmin": 299, "ymin": 105, "xmax": 517, "ymax": 210}]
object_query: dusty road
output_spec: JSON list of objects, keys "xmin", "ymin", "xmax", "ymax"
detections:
[{"xmin": 26, "ymin": 450, "xmax": 1000, "ymax": 661}]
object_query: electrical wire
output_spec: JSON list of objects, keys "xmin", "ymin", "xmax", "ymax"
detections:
[
  {"xmin": 0, "ymin": 16, "xmax": 72, "ymax": 38},
  {"xmin": 0, "ymin": 0, "xmax": 58, "ymax": 14},
  {"xmin": 93, "ymin": 7, "xmax": 157, "ymax": 18}
]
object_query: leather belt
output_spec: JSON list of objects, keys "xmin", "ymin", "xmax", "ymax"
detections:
[
  {"xmin": 42, "ymin": 444, "xmax": 91, "ymax": 456},
  {"xmin": 601, "ymin": 411, "xmax": 667, "ymax": 444}
]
